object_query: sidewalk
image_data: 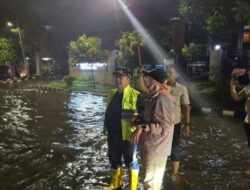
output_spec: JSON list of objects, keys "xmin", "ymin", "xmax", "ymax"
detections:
[{"xmin": 186, "ymin": 81, "xmax": 245, "ymax": 117}]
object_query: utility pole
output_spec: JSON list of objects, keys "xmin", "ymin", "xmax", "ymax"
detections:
[
  {"xmin": 16, "ymin": 19, "xmax": 29, "ymax": 78},
  {"xmin": 7, "ymin": 20, "xmax": 28, "ymax": 77},
  {"xmin": 17, "ymin": 28, "xmax": 28, "ymax": 77},
  {"xmin": 137, "ymin": 32, "xmax": 142, "ymax": 67}
]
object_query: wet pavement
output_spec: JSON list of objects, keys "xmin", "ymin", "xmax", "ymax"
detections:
[{"xmin": 0, "ymin": 89, "xmax": 250, "ymax": 190}]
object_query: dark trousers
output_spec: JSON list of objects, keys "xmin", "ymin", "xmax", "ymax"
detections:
[
  {"xmin": 107, "ymin": 133, "xmax": 139, "ymax": 170},
  {"xmin": 244, "ymin": 123, "xmax": 250, "ymax": 148},
  {"xmin": 171, "ymin": 123, "xmax": 182, "ymax": 161}
]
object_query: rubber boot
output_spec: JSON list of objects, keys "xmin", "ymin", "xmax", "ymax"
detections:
[
  {"xmin": 171, "ymin": 161, "xmax": 180, "ymax": 181},
  {"xmin": 103, "ymin": 167, "xmax": 122, "ymax": 190},
  {"xmin": 172, "ymin": 161, "xmax": 180, "ymax": 175},
  {"xmin": 128, "ymin": 169, "xmax": 139, "ymax": 190}
]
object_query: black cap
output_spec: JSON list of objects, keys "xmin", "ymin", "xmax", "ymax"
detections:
[
  {"xmin": 113, "ymin": 68, "xmax": 132, "ymax": 78},
  {"xmin": 143, "ymin": 68, "xmax": 167, "ymax": 83}
]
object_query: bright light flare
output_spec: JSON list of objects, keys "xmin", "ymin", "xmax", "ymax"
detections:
[
  {"xmin": 117, "ymin": 0, "xmax": 227, "ymax": 128},
  {"xmin": 117, "ymin": 0, "xmax": 171, "ymax": 64},
  {"xmin": 42, "ymin": 57, "xmax": 53, "ymax": 61},
  {"xmin": 7, "ymin": 22, "xmax": 13, "ymax": 27},
  {"xmin": 77, "ymin": 62, "xmax": 107, "ymax": 70},
  {"xmin": 120, "ymin": 0, "xmax": 129, "ymax": 9},
  {"xmin": 20, "ymin": 71, "xmax": 26, "ymax": 77},
  {"xmin": 214, "ymin": 45, "xmax": 221, "ymax": 50}
]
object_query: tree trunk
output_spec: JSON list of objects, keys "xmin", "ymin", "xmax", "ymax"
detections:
[{"xmin": 35, "ymin": 52, "xmax": 41, "ymax": 76}]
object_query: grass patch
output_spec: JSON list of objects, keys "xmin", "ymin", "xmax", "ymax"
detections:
[
  {"xmin": 42, "ymin": 79, "xmax": 113, "ymax": 94},
  {"xmin": 47, "ymin": 80, "xmax": 67, "ymax": 88}
]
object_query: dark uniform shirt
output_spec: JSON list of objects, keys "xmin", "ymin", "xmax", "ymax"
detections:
[
  {"xmin": 105, "ymin": 92, "xmax": 123, "ymax": 135},
  {"xmin": 105, "ymin": 92, "xmax": 145, "ymax": 135}
]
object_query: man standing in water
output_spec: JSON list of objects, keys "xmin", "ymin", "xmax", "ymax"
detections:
[
  {"xmin": 103, "ymin": 68, "xmax": 144, "ymax": 190},
  {"xmin": 166, "ymin": 65, "xmax": 191, "ymax": 179},
  {"xmin": 130, "ymin": 68, "xmax": 176, "ymax": 190},
  {"xmin": 230, "ymin": 68, "xmax": 250, "ymax": 175}
]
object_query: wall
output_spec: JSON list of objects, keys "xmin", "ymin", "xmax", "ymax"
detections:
[
  {"xmin": 69, "ymin": 50, "xmax": 118, "ymax": 85},
  {"xmin": 69, "ymin": 66, "xmax": 113, "ymax": 85},
  {"xmin": 209, "ymin": 50, "xmax": 222, "ymax": 81}
]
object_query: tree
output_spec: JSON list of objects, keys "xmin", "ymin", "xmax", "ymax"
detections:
[
  {"xmin": 119, "ymin": 31, "xmax": 144, "ymax": 66},
  {"xmin": 68, "ymin": 34, "xmax": 108, "ymax": 65},
  {"xmin": 153, "ymin": 27, "xmax": 172, "ymax": 52},
  {"xmin": 68, "ymin": 34, "xmax": 108, "ymax": 90},
  {"xmin": 0, "ymin": 0, "xmax": 53, "ymax": 77},
  {"xmin": 0, "ymin": 0, "xmax": 48, "ymax": 52},
  {"xmin": 178, "ymin": 0, "xmax": 250, "ymax": 53},
  {"xmin": 117, "ymin": 29, "xmax": 172, "ymax": 70},
  {"xmin": 178, "ymin": 0, "xmax": 250, "ymax": 34},
  {"xmin": 117, "ymin": 30, "xmax": 145, "ymax": 70},
  {"xmin": 182, "ymin": 43, "xmax": 200, "ymax": 60},
  {"xmin": 233, "ymin": 1, "xmax": 250, "ymax": 25},
  {"xmin": 0, "ymin": 37, "xmax": 17, "ymax": 66}
]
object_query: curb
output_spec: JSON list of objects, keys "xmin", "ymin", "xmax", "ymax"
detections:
[
  {"xmin": 36, "ymin": 86, "xmax": 108, "ymax": 97},
  {"xmin": 201, "ymin": 107, "xmax": 235, "ymax": 117},
  {"xmin": 37, "ymin": 85, "xmax": 67, "ymax": 92}
]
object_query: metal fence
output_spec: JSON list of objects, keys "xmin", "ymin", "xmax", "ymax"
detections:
[
  {"xmin": 233, "ymin": 49, "xmax": 250, "ymax": 68},
  {"xmin": 184, "ymin": 51, "xmax": 209, "ymax": 81}
]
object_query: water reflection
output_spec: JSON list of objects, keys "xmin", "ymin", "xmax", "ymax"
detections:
[
  {"xmin": 0, "ymin": 90, "xmax": 250, "ymax": 190},
  {"xmin": 0, "ymin": 90, "xmax": 108, "ymax": 190}
]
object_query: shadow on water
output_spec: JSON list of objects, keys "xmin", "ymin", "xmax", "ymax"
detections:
[{"xmin": 0, "ymin": 89, "xmax": 250, "ymax": 189}]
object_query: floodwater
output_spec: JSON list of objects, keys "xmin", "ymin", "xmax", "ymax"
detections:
[{"xmin": 0, "ymin": 88, "xmax": 250, "ymax": 190}]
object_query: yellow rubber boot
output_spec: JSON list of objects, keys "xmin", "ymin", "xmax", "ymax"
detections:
[
  {"xmin": 128, "ymin": 169, "xmax": 139, "ymax": 190},
  {"xmin": 171, "ymin": 161, "xmax": 180, "ymax": 182},
  {"xmin": 103, "ymin": 167, "xmax": 122, "ymax": 190},
  {"xmin": 171, "ymin": 161, "xmax": 180, "ymax": 176}
]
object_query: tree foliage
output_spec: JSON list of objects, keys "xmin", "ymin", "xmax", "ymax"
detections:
[
  {"xmin": 178, "ymin": 0, "xmax": 250, "ymax": 34},
  {"xmin": 119, "ymin": 31, "xmax": 144, "ymax": 58},
  {"xmin": 153, "ymin": 27, "xmax": 172, "ymax": 51},
  {"xmin": 233, "ymin": 1, "xmax": 250, "ymax": 25},
  {"xmin": 117, "ymin": 31, "xmax": 144, "ymax": 69},
  {"xmin": 68, "ymin": 34, "xmax": 108, "ymax": 65},
  {"xmin": 117, "ymin": 28, "xmax": 172, "ymax": 69},
  {"xmin": 0, "ymin": 37, "xmax": 17, "ymax": 66},
  {"xmin": 182, "ymin": 43, "xmax": 200, "ymax": 59},
  {"xmin": 0, "ymin": 0, "xmax": 49, "ymax": 53}
]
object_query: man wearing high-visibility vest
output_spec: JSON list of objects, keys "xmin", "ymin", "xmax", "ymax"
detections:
[{"xmin": 103, "ymin": 68, "xmax": 144, "ymax": 190}]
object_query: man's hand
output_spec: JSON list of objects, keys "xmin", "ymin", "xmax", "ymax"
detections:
[
  {"xmin": 130, "ymin": 127, "xmax": 143, "ymax": 144},
  {"xmin": 230, "ymin": 78, "xmax": 239, "ymax": 93},
  {"xmin": 230, "ymin": 78, "xmax": 242, "ymax": 101},
  {"xmin": 137, "ymin": 67, "xmax": 144, "ymax": 76},
  {"xmin": 231, "ymin": 68, "xmax": 247, "ymax": 78},
  {"xmin": 182, "ymin": 125, "xmax": 190, "ymax": 137}
]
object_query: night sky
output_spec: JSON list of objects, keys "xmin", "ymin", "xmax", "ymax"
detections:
[
  {"xmin": 23, "ymin": 0, "xmax": 180, "ymax": 40},
  {"xmin": 0, "ymin": 0, "xmax": 180, "ymax": 47}
]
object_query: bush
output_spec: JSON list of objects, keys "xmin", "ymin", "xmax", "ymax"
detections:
[
  {"xmin": 78, "ymin": 75, "xmax": 89, "ymax": 81},
  {"xmin": 63, "ymin": 75, "xmax": 76, "ymax": 86},
  {"xmin": 182, "ymin": 43, "xmax": 200, "ymax": 60}
]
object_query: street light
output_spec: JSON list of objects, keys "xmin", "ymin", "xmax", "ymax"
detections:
[
  {"xmin": 7, "ymin": 22, "xmax": 13, "ymax": 27},
  {"xmin": 7, "ymin": 21, "xmax": 29, "ymax": 77}
]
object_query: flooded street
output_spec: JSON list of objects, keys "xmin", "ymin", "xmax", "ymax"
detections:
[{"xmin": 0, "ymin": 89, "xmax": 250, "ymax": 190}]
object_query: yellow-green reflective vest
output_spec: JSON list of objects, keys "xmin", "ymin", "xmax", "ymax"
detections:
[{"xmin": 105, "ymin": 85, "xmax": 140, "ymax": 140}]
